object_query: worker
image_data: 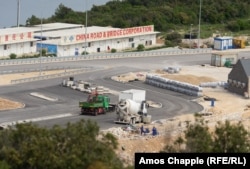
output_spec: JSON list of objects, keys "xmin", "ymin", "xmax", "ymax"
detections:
[
  {"xmin": 140, "ymin": 125, "xmax": 145, "ymax": 135},
  {"xmin": 152, "ymin": 126, "xmax": 158, "ymax": 136}
]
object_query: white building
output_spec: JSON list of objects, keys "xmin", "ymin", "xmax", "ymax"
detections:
[
  {"xmin": 0, "ymin": 27, "xmax": 37, "ymax": 58},
  {"xmin": 213, "ymin": 36, "xmax": 233, "ymax": 50},
  {"xmin": 0, "ymin": 23, "xmax": 159, "ymax": 58}
]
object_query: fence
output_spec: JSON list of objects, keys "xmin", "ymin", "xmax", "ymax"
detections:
[
  {"xmin": 0, "ymin": 48, "xmax": 212, "ymax": 66},
  {"xmin": 4, "ymin": 48, "xmax": 212, "ymax": 84}
]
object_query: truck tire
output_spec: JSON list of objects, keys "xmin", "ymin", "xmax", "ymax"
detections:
[
  {"xmin": 130, "ymin": 118, "xmax": 135, "ymax": 125},
  {"xmin": 81, "ymin": 108, "xmax": 85, "ymax": 115},
  {"xmin": 94, "ymin": 109, "xmax": 98, "ymax": 116},
  {"xmin": 139, "ymin": 116, "xmax": 143, "ymax": 123}
]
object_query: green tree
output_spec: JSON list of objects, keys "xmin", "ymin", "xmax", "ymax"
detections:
[
  {"xmin": 184, "ymin": 118, "xmax": 213, "ymax": 152},
  {"xmin": 163, "ymin": 118, "xmax": 250, "ymax": 153},
  {"xmin": 26, "ymin": 15, "xmax": 41, "ymax": 26},
  {"xmin": 53, "ymin": 4, "xmax": 74, "ymax": 20},
  {"xmin": 26, "ymin": 0, "xmax": 250, "ymax": 32},
  {"xmin": 212, "ymin": 121, "xmax": 250, "ymax": 153},
  {"xmin": 0, "ymin": 120, "xmax": 124, "ymax": 169},
  {"xmin": 165, "ymin": 32, "xmax": 182, "ymax": 47},
  {"xmin": 0, "ymin": 161, "xmax": 10, "ymax": 169}
]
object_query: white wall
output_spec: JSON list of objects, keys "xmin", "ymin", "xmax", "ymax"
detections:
[
  {"xmin": 56, "ymin": 34, "xmax": 156, "ymax": 57},
  {"xmin": 0, "ymin": 42, "xmax": 37, "ymax": 58}
]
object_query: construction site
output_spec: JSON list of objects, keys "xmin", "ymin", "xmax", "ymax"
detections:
[{"xmin": 1, "ymin": 60, "xmax": 250, "ymax": 166}]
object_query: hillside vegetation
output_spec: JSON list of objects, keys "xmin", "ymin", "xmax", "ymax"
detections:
[{"xmin": 25, "ymin": 0, "xmax": 250, "ymax": 38}]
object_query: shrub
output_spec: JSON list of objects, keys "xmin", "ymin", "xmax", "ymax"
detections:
[
  {"xmin": 9, "ymin": 53, "xmax": 17, "ymax": 59},
  {"xmin": 81, "ymin": 51, "xmax": 89, "ymax": 55},
  {"xmin": 111, "ymin": 48, "xmax": 117, "ymax": 53},
  {"xmin": 137, "ymin": 44, "xmax": 145, "ymax": 51}
]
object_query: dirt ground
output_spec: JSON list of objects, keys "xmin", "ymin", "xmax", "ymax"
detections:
[
  {"xmin": 107, "ymin": 65, "xmax": 250, "ymax": 166},
  {"xmin": 1, "ymin": 65, "xmax": 250, "ymax": 166},
  {"xmin": 0, "ymin": 70, "xmax": 67, "ymax": 86}
]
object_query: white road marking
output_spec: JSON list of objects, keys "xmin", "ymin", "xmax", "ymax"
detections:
[{"xmin": 0, "ymin": 113, "xmax": 74, "ymax": 128}]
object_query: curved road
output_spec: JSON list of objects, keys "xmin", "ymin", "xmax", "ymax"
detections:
[{"xmin": 0, "ymin": 52, "xmax": 249, "ymax": 129}]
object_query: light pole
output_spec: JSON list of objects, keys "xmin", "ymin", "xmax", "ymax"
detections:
[
  {"xmin": 189, "ymin": 24, "xmax": 193, "ymax": 49},
  {"xmin": 39, "ymin": 13, "xmax": 43, "ymax": 76},
  {"xmin": 17, "ymin": 0, "xmax": 20, "ymax": 27},
  {"xmin": 84, "ymin": 0, "xmax": 88, "ymax": 55},
  {"xmin": 198, "ymin": 0, "xmax": 202, "ymax": 49}
]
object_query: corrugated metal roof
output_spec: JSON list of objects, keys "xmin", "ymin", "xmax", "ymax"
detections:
[
  {"xmin": 214, "ymin": 36, "xmax": 233, "ymax": 40},
  {"xmin": 30, "ymin": 22, "xmax": 84, "ymax": 32},
  {"xmin": 0, "ymin": 23, "xmax": 84, "ymax": 35},
  {"xmin": 0, "ymin": 27, "xmax": 32, "ymax": 34}
]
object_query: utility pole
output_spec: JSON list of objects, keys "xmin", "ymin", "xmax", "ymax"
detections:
[
  {"xmin": 198, "ymin": 0, "xmax": 202, "ymax": 49},
  {"xmin": 84, "ymin": 0, "xmax": 88, "ymax": 55},
  {"xmin": 17, "ymin": 0, "xmax": 20, "ymax": 27},
  {"xmin": 189, "ymin": 24, "xmax": 193, "ymax": 49},
  {"xmin": 39, "ymin": 13, "xmax": 43, "ymax": 76}
]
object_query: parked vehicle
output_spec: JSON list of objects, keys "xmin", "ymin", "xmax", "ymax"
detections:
[
  {"xmin": 79, "ymin": 90, "xmax": 116, "ymax": 116},
  {"xmin": 114, "ymin": 89, "xmax": 151, "ymax": 124},
  {"xmin": 61, "ymin": 76, "xmax": 75, "ymax": 87}
]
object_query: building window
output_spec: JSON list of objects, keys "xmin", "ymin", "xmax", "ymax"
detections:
[
  {"xmin": 129, "ymin": 38, "xmax": 134, "ymax": 42},
  {"xmin": 145, "ymin": 40, "xmax": 152, "ymax": 46},
  {"xmin": 4, "ymin": 45, "xmax": 7, "ymax": 50},
  {"xmin": 88, "ymin": 42, "xmax": 91, "ymax": 47},
  {"xmin": 30, "ymin": 42, "xmax": 33, "ymax": 47}
]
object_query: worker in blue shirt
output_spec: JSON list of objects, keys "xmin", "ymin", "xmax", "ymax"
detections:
[
  {"xmin": 140, "ymin": 125, "xmax": 145, "ymax": 135},
  {"xmin": 152, "ymin": 126, "xmax": 158, "ymax": 136}
]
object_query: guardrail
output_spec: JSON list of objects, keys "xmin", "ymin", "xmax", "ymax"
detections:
[
  {"xmin": 10, "ymin": 67, "xmax": 101, "ymax": 84},
  {"xmin": 0, "ymin": 66, "xmax": 93, "ymax": 75},
  {"xmin": 0, "ymin": 48, "xmax": 212, "ymax": 66}
]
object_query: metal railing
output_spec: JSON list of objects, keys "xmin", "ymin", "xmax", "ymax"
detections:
[
  {"xmin": 10, "ymin": 67, "xmax": 101, "ymax": 84},
  {"xmin": 0, "ymin": 48, "xmax": 212, "ymax": 66}
]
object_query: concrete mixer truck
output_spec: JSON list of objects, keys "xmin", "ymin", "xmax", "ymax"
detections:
[{"xmin": 114, "ymin": 89, "xmax": 152, "ymax": 124}]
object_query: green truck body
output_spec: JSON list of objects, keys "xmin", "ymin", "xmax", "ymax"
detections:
[{"xmin": 79, "ymin": 94, "xmax": 116, "ymax": 115}]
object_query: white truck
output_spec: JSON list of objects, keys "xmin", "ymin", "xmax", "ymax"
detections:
[
  {"xmin": 115, "ymin": 89, "xmax": 151, "ymax": 124},
  {"xmin": 73, "ymin": 80, "xmax": 92, "ymax": 93},
  {"xmin": 61, "ymin": 77, "xmax": 75, "ymax": 87}
]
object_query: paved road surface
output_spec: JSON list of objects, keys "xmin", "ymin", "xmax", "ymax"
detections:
[{"xmin": 0, "ymin": 51, "xmax": 249, "ymax": 129}]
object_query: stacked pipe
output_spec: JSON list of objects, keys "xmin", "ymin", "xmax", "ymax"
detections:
[
  {"xmin": 145, "ymin": 74, "xmax": 203, "ymax": 96},
  {"xmin": 199, "ymin": 81, "xmax": 227, "ymax": 88}
]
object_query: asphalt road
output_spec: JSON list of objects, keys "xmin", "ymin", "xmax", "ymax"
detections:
[{"xmin": 0, "ymin": 51, "xmax": 249, "ymax": 129}]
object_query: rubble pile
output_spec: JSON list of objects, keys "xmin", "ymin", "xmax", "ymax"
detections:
[{"xmin": 101, "ymin": 127, "xmax": 133, "ymax": 139}]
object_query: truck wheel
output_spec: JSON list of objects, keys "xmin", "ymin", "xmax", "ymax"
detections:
[
  {"xmin": 130, "ymin": 118, "xmax": 135, "ymax": 125},
  {"xmin": 139, "ymin": 116, "xmax": 143, "ymax": 123},
  {"xmin": 94, "ymin": 109, "xmax": 98, "ymax": 116},
  {"xmin": 81, "ymin": 109, "xmax": 85, "ymax": 115}
]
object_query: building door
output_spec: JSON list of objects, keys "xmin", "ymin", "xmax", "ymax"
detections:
[{"xmin": 97, "ymin": 48, "xmax": 100, "ymax": 52}]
